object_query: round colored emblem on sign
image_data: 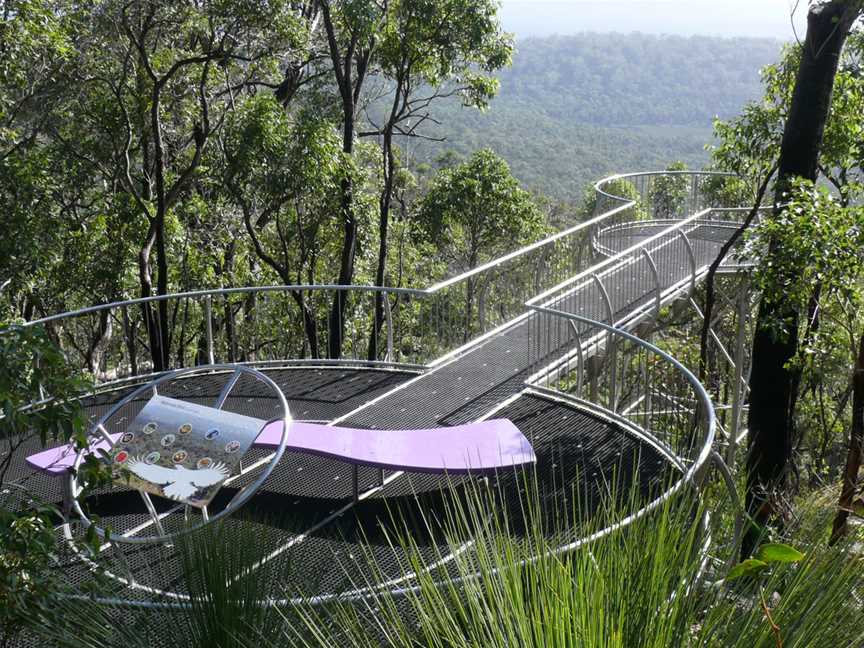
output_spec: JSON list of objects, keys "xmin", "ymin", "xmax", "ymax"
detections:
[
  {"xmin": 114, "ymin": 450, "xmax": 129, "ymax": 464},
  {"xmin": 144, "ymin": 451, "xmax": 160, "ymax": 464},
  {"xmin": 121, "ymin": 432, "xmax": 135, "ymax": 443},
  {"xmin": 224, "ymin": 440, "xmax": 241, "ymax": 454},
  {"xmin": 178, "ymin": 423, "xmax": 192, "ymax": 435},
  {"xmin": 172, "ymin": 450, "xmax": 188, "ymax": 464},
  {"xmin": 143, "ymin": 422, "xmax": 157, "ymax": 435},
  {"xmin": 196, "ymin": 457, "xmax": 213, "ymax": 469},
  {"xmin": 160, "ymin": 434, "xmax": 176, "ymax": 448},
  {"xmin": 205, "ymin": 428, "xmax": 220, "ymax": 441}
]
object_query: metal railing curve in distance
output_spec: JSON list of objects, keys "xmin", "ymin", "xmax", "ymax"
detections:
[
  {"xmin": 526, "ymin": 305, "xmax": 715, "ymax": 491},
  {"xmin": 22, "ymin": 285, "xmax": 431, "ymax": 386},
  {"xmin": 18, "ymin": 170, "xmax": 755, "ymax": 392},
  {"xmin": 592, "ymin": 170, "xmax": 738, "ymax": 219}
]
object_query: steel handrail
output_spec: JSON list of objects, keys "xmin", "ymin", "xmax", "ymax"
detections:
[
  {"xmin": 20, "ymin": 284, "xmax": 428, "ymax": 329},
  {"xmin": 593, "ymin": 170, "xmax": 735, "ymax": 205},
  {"xmin": 16, "ymin": 170, "xmax": 751, "ymax": 337},
  {"xmin": 527, "ymin": 208, "xmax": 712, "ymax": 307}
]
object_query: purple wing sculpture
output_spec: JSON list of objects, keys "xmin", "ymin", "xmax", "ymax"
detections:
[
  {"xmin": 255, "ymin": 419, "xmax": 536, "ymax": 473},
  {"xmin": 27, "ymin": 418, "xmax": 535, "ymax": 477},
  {"xmin": 27, "ymin": 433, "xmax": 122, "ymax": 476}
]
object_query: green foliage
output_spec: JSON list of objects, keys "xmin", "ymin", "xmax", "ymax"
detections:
[
  {"xmin": 648, "ymin": 160, "xmax": 689, "ymax": 218},
  {"xmin": 710, "ymin": 43, "xmax": 795, "ymax": 182},
  {"xmin": 0, "ymin": 0, "xmax": 74, "ymax": 144},
  {"xmin": 23, "ymin": 517, "xmax": 301, "ymax": 648},
  {"xmin": 750, "ymin": 180, "xmax": 864, "ymax": 340},
  {"xmin": 418, "ymin": 148, "xmax": 545, "ymax": 270},
  {"xmin": 377, "ymin": 0, "xmax": 513, "ymax": 110},
  {"xmin": 755, "ymin": 542, "xmax": 806, "ymax": 564},
  {"xmin": 727, "ymin": 542, "xmax": 804, "ymax": 581},
  {"xmin": 746, "ymin": 179, "xmax": 864, "ymax": 481},
  {"xmin": 407, "ymin": 33, "xmax": 780, "ymax": 200},
  {"xmin": 710, "ymin": 29, "xmax": 864, "ymax": 486},
  {"xmin": 0, "ymin": 491, "xmax": 62, "ymax": 645},
  {"xmin": 0, "ymin": 323, "xmax": 88, "ymax": 450},
  {"xmin": 0, "ymin": 322, "xmax": 104, "ymax": 645},
  {"xmin": 281, "ymin": 481, "xmax": 863, "ymax": 648},
  {"xmin": 10, "ymin": 469, "xmax": 864, "ymax": 648},
  {"xmin": 222, "ymin": 95, "xmax": 349, "ymax": 286},
  {"xmin": 712, "ymin": 34, "xmax": 864, "ymax": 197}
]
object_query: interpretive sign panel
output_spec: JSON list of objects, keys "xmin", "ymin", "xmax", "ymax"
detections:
[{"xmin": 108, "ymin": 395, "xmax": 263, "ymax": 507}]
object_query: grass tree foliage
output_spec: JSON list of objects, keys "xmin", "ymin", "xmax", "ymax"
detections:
[{"xmin": 23, "ymin": 478, "xmax": 864, "ymax": 647}]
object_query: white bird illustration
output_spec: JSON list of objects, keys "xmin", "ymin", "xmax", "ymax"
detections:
[{"xmin": 126, "ymin": 457, "xmax": 230, "ymax": 501}]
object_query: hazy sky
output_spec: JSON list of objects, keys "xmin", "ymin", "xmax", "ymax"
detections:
[{"xmin": 500, "ymin": 0, "xmax": 809, "ymax": 40}]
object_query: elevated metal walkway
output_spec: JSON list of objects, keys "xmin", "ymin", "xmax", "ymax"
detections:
[{"xmin": 9, "ymin": 170, "xmax": 751, "ymax": 611}]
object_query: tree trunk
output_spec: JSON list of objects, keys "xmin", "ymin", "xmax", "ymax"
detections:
[
  {"xmin": 831, "ymin": 331, "xmax": 864, "ymax": 543},
  {"xmin": 137, "ymin": 220, "xmax": 166, "ymax": 372},
  {"xmin": 291, "ymin": 290, "xmax": 319, "ymax": 359},
  {"xmin": 368, "ymin": 127, "xmax": 395, "ymax": 361},
  {"xmin": 744, "ymin": 0, "xmax": 860, "ymax": 555},
  {"xmin": 464, "ymin": 278, "xmax": 475, "ymax": 344},
  {"xmin": 328, "ymin": 118, "xmax": 357, "ymax": 359},
  {"xmin": 320, "ymin": 1, "xmax": 373, "ymax": 360},
  {"xmin": 85, "ymin": 309, "xmax": 113, "ymax": 376}
]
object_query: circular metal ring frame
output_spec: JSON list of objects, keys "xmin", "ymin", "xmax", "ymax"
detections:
[{"xmin": 67, "ymin": 364, "xmax": 291, "ymax": 546}]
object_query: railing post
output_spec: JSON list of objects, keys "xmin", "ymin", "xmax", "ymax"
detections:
[
  {"xmin": 677, "ymin": 230, "xmax": 697, "ymax": 294},
  {"xmin": 567, "ymin": 320, "xmax": 585, "ymax": 396},
  {"xmin": 592, "ymin": 273, "xmax": 617, "ymax": 409},
  {"xmin": 383, "ymin": 290, "xmax": 394, "ymax": 363},
  {"xmin": 727, "ymin": 282, "xmax": 749, "ymax": 468},
  {"xmin": 640, "ymin": 248, "xmax": 661, "ymax": 323},
  {"xmin": 205, "ymin": 294, "xmax": 215, "ymax": 365},
  {"xmin": 352, "ymin": 465, "xmax": 360, "ymax": 503}
]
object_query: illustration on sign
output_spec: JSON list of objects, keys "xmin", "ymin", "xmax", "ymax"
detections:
[{"xmin": 109, "ymin": 395, "xmax": 263, "ymax": 507}]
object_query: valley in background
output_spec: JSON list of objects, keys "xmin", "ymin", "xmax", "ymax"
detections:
[{"xmin": 405, "ymin": 33, "xmax": 782, "ymax": 202}]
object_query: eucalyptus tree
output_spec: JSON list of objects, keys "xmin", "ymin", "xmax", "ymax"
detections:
[
  {"xmin": 362, "ymin": 0, "xmax": 512, "ymax": 360},
  {"xmin": 742, "ymin": 1, "xmax": 862, "ymax": 554},
  {"xmin": 27, "ymin": 0, "xmax": 307, "ymax": 371},
  {"xmin": 713, "ymin": 31, "xmax": 864, "ymax": 200},
  {"xmin": 0, "ymin": 0, "xmax": 79, "ymax": 318},
  {"xmin": 315, "ymin": 0, "xmax": 511, "ymax": 358},
  {"xmin": 647, "ymin": 161, "xmax": 689, "ymax": 218},
  {"xmin": 752, "ymin": 185, "xmax": 864, "ymax": 543},
  {"xmin": 316, "ymin": 0, "xmax": 382, "ymax": 357},
  {"xmin": 417, "ymin": 149, "xmax": 544, "ymax": 338},
  {"xmin": 222, "ymin": 95, "xmax": 349, "ymax": 357}
]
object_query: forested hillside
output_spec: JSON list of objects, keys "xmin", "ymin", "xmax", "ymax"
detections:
[
  {"xmin": 410, "ymin": 33, "xmax": 781, "ymax": 200},
  {"xmin": 5, "ymin": 3, "xmax": 864, "ymax": 647}
]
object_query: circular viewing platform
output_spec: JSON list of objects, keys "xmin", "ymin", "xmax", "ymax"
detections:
[{"xmin": 7, "ymin": 169, "xmax": 732, "ymax": 625}]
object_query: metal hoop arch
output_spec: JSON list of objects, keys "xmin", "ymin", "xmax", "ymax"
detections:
[{"xmin": 66, "ymin": 363, "xmax": 291, "ymax": 546}]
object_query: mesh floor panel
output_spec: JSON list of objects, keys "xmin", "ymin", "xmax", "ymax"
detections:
[{"xmin": 7, "ymin": 218, "xmax": 727, "ymax": 646}]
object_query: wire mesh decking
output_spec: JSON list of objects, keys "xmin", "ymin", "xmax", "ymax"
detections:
[{"xmin": 7, "ymin": 170, "xmax": 747, "ymax": 617}]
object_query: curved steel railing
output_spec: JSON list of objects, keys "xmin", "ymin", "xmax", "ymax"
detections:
[
  {"xmin": 6, "ymin": 168, "xmax": 757, "ymax": 607},
  {"xmin": 63, "ymin": 310, "xmax": 717, "ymax": 610},
  {"xmin": 13, "ymin": 198, "xmax": 640, "ymax": 386},
  {"xmin": 526, "ymin": 306, "xmax": 714, "ymax": 473},
  {"xmin": 593, "ymin": 170, "xmax": 736, "ymax": 215},
  {"xmin": 15, "ymin": 170, "xmax": 753, "ymax": 387}
]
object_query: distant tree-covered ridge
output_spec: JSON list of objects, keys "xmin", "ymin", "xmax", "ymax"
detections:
[{"xmin": 407, "ymin": 32, "xmax": 782, "ymax": 200}]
